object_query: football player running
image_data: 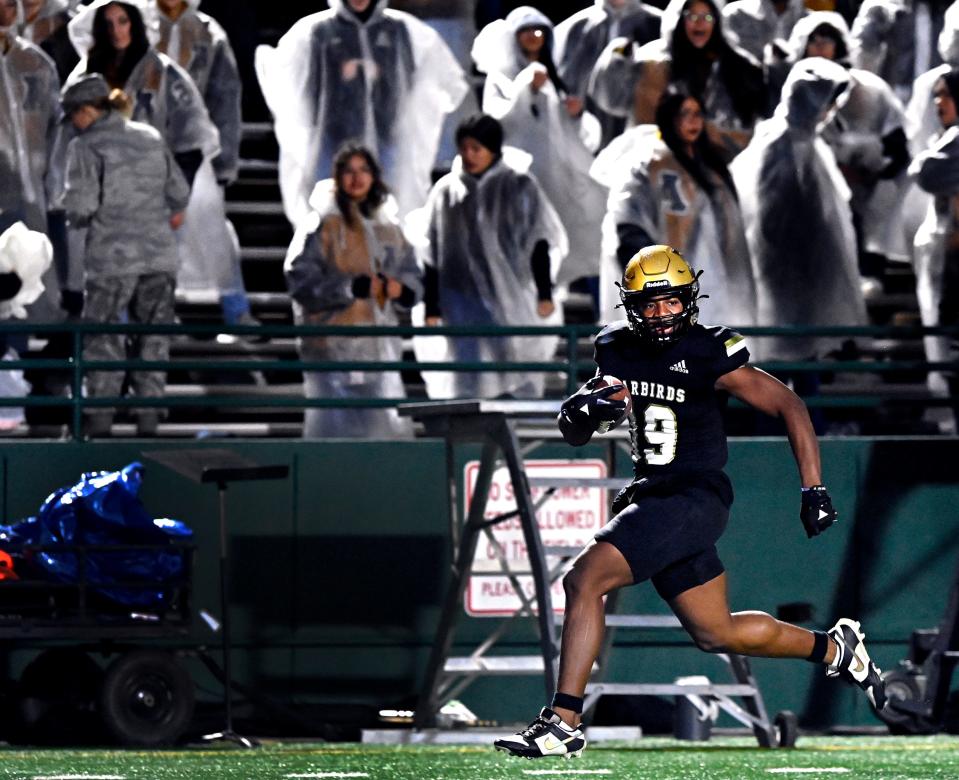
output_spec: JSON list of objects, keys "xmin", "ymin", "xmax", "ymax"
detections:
[{"xmin": 494, "ymin": 245, "xmax": 886, "ymax": 760}]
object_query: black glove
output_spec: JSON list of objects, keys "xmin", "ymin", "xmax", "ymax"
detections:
[
  {"xmin": 800, "ymin": 485, "xmax": 838, "ymax": 538},
  {"xmin": 559, "ymin": 376, "xmax": 628, "ymax": 445},
  {"xmin": 351, "ymin": 274, "xmax": 372, "ymax": 299},
  {"xmin": 60, "ymin": 289, "xmax": 84, "ymax": 317},
  {"xmin": 0, "ymin": 271, "xmax": 22, "ymax": 301}
]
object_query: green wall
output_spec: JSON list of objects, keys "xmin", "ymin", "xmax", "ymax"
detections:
[{"xmin": 0, "ymin": 437, "xmax": 957, "ymax": 730}]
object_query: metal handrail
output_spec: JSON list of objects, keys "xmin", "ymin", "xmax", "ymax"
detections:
[{"xmin": 0, "ymin": 320, "xmax": 956, "ymax": 441}]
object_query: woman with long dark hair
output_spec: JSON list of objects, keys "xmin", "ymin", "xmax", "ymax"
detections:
[
  {"xmin": 67, "ymin": 0, "xmax": 217, "ymax": 185},
  {"xmin": 592, "ymin": 86, "xmax": 754, "ymax": 324},
  {"xmin": 591, "ymin": 0, "xmax": 767, "ymax": 160},
  {"xmin": 472, "ymin": 6, "xmax": 605, "ymax": 314},
  {"xmin": 284, "ymin": 144, "xmax": 422, "ymax": 439}
]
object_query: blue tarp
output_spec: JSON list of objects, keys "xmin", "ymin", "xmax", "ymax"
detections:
[{"xmin": 0, "ymin": 462, "xmax": 192, "ymax": 608}]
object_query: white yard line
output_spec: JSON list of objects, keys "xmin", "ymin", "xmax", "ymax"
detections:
[
  {"xmin": 523, "ymin": 771, "xmax": 614, "ymax": 776},
  {"xmin": 285, "ymin": 774, "xmax": 371, "ymax": 779},
  {"xmin": 33, "ymin": 776, "xmax": 126, "ymax": 780},
  {"xmin": 767, "ymin": 769, "xmax": 851, "ymax": 775}
]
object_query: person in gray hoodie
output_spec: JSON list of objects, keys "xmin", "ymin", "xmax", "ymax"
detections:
[{"xmin": 59, "ymin": 73, "xmax": 190, "ymax": 437}]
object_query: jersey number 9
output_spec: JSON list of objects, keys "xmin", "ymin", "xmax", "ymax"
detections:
[{"xmin": 642, "ymin": 403, "xmax": 678, "ymax": 465}]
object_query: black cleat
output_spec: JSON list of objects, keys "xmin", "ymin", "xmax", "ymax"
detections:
[
  {"xmin": 494, "ymin": 707, "xmax": 586, "ymax": 759},
  {"xmin": 827, "ymin": 618, "xmax": 887, "ymax": 710}
]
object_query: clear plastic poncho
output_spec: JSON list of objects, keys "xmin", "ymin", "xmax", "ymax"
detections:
[
  {"xmin": 472, "ymin": 6, "xmax": 606, "ymax": 288},
  {"xmin": 411, "ymin": 147, "xmax": 568, "ymax": 399},
  {"xmin": 19, "ymin": 0, "xmax": 77, "ymax": 82},
  {"xmin": 909, "ymin": 123, "xmax": 959, "ymax": 423},
  {"xmin": 902, "ymin": 6, "xmax": 959, "ymax": 392},
  {"xmin": 284, "ymin": 180, "xmax": 422, "ymax": 439},
  {"xmin": 591, "ymin": 127, "xmax": 755, "ymax": 326},
  {"xmin": 589, "ymin": 3, "xmax": 757, "ymax": 159},
  {"xmin": 729, "ymin": 57, "xmax": 866, "ymax": 361},
  {"xmin": 721, "ymin": 0, "xmax": 807, "ymax": 63},
  {"xmin": 787, "ymin": 13, "xmax": 911, "ymax": 261},
  {"xmin": 0, "ymin": 31, "xmax": 60, "ymax": 233},
  {"xmin": 156, "ymin": 0, "xmax": 240, "ymax": 181},
  {"xmin": 906, "ymin": 2, "xmax": 959, "ymax": 155},
  {"xmin": 850, "ymin": 0, "xmax": 946, "ymax": 103},
  {"xmin": 553, "ymin": 0, "xmax": 663, "ymax": 98},
  {"xmin": 66, "ymin": 0, "xmax": 219, "ymax": 159},
  {"xmin": 155, "ymin": 0, "xmax": 244, "ymax": 300},
  {"xmin": 254, "ymin": 0, "xmax": 469, "ymax": 226},
  {"xmin": 0, "ymin": 26, "xmax": 63, "ymax": 322}
]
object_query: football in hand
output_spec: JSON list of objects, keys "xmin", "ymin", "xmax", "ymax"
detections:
[{"xmin": 594, "ymin": 375, "xmax": 631, "ymax": 433}]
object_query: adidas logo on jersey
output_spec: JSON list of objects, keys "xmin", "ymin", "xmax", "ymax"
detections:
[{"xmin": 669, "ymin": 360, "xmax": 689, "ymax": 374}]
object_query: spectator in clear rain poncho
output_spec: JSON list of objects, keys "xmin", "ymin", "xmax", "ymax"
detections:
[
  {"xmin": 254, "ymin": 0, "xmax": 469, "ymax": 227},
  {"xmin": 413, "ymin": 115, "xmax": 568, "ymax": 400},
  {"xmin": 59, "ymin": 74, "xmax": 190, "ymax": 438},
  {"xmin": 154, "ymin": 0, "xmax": 256, "ymax": 329},
  {"xmin": 589, "ymin": 0, "xmax": 767, "ymax": 161},
  {"xmin": 553, "ymin": 0, "xmax": 663, "ymax": 147},
  {"xmin": 591, "ymin": 86, "xmax": 755, "ymax": 325},
  {"xmin": 730, "ymin": 57, "xmax": 867, "ymax": 366},
  {"xmin": 721, "ymin": 0, "xmax": 807, "ymax": 66},
  {"xmin": 0, "ymin": 0, "xmax": 70, "ymax": 323},
  {"xmin": 770, "ymin": 13, "xmax": 912, "ymax": 293},
  {"xmin": 850, "ymin": 0, "xmax": 951, "ymax": 104},
  {"xmin": 284, "ymin": 144, "xmax": 422, "ymax": 440},
  {"xmin": 18, "ymin": 0, "xmax": 78, "ymax": 81},
  {"xmin": 66, "ymin": 0, "xmax": 219, "ymax": 194},
  {"xmin": 472, "ymin": 6, "xmax": 606, "ymax": 318},
  {"xmin": 909, "ymin": 67, "xmax": 959, "ymax": 431},
  {"xmin": 906, "ymin": 0, "xmax": 959, "ymax": 154}
]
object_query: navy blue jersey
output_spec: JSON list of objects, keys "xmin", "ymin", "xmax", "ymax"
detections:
[{"xmin": 594, "ymin": 321, "xmax": 749, "ymax": 476}]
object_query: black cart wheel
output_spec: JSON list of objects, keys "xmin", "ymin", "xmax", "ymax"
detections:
[
  {"xmin": 16, "ymin": 648, "xmax": 104, "ymax": 744},
  {"xmin": 774, "ymin": 710, "xmax": 799, "ymax": 748},
  {"xmin": 878, "ymin": 667, "xmax": 937, "ymax": 735},
  {"xmin": 99, "ymin": 649, "xmax": 194, "ymax": 746}
]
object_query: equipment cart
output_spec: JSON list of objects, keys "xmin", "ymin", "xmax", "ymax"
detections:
[{"xmin": 0, "ymin": 541, "xmax": 196, "ymax": 746}]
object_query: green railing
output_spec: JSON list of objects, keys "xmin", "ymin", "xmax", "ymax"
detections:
[{"xmin": 1, "ymin": 320, "xmax": 957, "ymax": 441}]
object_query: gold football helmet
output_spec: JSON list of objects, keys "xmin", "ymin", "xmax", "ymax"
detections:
[{"xmin": 619, "ymin": 245, "xmax": 701, "ymax": 342}]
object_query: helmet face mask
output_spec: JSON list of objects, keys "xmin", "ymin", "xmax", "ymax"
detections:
[{"xmin": 618, "ymin": 246, "xmax": 700, "ymax": 344}]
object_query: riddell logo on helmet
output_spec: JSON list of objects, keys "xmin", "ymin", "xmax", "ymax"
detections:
[{"xmin": 644, "ymin": 280, "xmax": 670, "ymax": 288}]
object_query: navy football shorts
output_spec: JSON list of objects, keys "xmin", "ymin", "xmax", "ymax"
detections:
[{"xmin": 595, "ymin": 471, "xmax": 733, "ymax": 601}]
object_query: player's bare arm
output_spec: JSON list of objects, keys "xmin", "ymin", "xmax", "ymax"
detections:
[{"xmin": 715, "ymin": 364, "xmax": 821, "ymax": 487}]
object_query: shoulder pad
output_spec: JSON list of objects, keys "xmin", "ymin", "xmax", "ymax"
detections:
[{"xmin": 595, "ymin": 319, "xmax": 630, "ymax": 346}]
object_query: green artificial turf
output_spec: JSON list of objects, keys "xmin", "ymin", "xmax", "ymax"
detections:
[{"xmin": 0, "ymin": 736, "xmax": 957, "ymax": 779}]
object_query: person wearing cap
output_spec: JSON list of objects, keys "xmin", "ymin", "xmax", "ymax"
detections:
[
  {"xmin": 59, "ymin": 72, "xmax": 190, "ymax": 437},
  {"xmin": 472, "ymin": 6, "xmax": 607, "ymax": 320},
  {"xmin": 254, "ymin": 0, "xmax": 469, "ymax": 226},
  {"xmin": 911, "ymin": 66, "xmax": 959, "ymax": 432},
  {"xmin": 154, "ymin": 0, "xmax": 257, "ymax": 332},
  {"xmin": 413, "ymin": 113, "xmax": 568, "ymax": 400}
]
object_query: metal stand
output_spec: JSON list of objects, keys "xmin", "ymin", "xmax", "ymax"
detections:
[
  {"xmin": 143, "ymin": 448, "xmax": 289, "ymax": 749},
  {"xmin": 399, "ymin": 401, "xmax": 562, "ymax": 729}
]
